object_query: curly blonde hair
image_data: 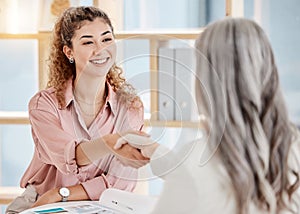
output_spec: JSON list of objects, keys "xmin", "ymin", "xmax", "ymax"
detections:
[{"xmin": 47, "ymin": 6, "xmax": 141, "ymax": 108}]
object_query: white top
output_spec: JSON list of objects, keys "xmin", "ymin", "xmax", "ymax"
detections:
[{"xmin": 149, "ymin": 132, "xmax": 300, "ymax": 214}]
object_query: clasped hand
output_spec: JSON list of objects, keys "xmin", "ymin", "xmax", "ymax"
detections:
[
  {"xmin": 103, "ymin": 131, "xmax": 155, "ymax": 168},
  {"xmin": 113, "ymin": 131, "xmax": 159, "ymax": 161}
]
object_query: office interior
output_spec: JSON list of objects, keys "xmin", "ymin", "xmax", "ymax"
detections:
[{"xmin": 0, "ymin": 0, "xmax": 299, "ymax": 212}]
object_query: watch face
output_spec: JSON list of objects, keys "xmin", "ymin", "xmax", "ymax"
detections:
[{"xmin": 59, "ymin": 187, "xmax": 70, "ymax": 197}]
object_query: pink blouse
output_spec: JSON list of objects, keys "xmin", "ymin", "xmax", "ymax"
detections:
[{"xmin": 20, "ymin": 80, "xmax": 144, "ymax": 200}]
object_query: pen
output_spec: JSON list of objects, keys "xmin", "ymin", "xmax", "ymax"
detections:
[{"xmin": 111, "ymin": 200, "xmax": 133, "ymax": 211}]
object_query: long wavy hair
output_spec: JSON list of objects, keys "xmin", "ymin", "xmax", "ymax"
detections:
[
  {"xmin": 195, "ymin": 18, "xmax": 299, "ymax": 213},
  {"xmin": 47, "ymin": 6, "xmax": 140, "ymax": 108}
]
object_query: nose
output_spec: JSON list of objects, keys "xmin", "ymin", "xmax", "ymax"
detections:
[{"xmin": 94, "ymin": 41, "xmax": 107, "ymax": 55}]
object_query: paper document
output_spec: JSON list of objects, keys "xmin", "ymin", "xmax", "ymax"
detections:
[
  {"xmin": 99, "ymin": 188, "xmax": 158, "ymax": 214},
  {"xmin": 20, "ymin": 201, "xmax": 122, "ymax": 214},
  {"xmin": 20, "ymin": 188, "xmax": 157, "ymax": 214}
]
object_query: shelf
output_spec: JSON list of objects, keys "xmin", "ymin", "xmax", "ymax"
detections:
[
  {"xmin": 0, "ymin": 33, "xmax": 40, "ymax": 39},
  {"xmin": 144, "ymin": 119, "xmax": 203, "ymax": 128},
  {"xmin": 114, "ymin": 29, "xmax": 204, "ymax": 40},
  {"xmin": 0, "ymin": 30, "xmax": 204, "ymax": 127},
  {"xmin": 0, "ymin": 29, "xmax": 204, "ymax": 41},
  {"xmin": 0, "ymin": 111, "xmax": 29, "ymax": 124},
  {"xmin": 0, "ymin": 112, "xmax": 203, "ymax": 128}
]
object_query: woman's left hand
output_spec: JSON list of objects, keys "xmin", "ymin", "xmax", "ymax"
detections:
[
  {"xmin": 32, "ymin": 188, "xmax": 61, "ymax": 208},
  {"xmin": 32, "ymin": 184, "xmax": 89, "ymax": 208}
]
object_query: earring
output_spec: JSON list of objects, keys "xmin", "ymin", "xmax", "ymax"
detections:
[{"xmin": 69, "ymin": 57, "xmax": 74, "ymax": 63}]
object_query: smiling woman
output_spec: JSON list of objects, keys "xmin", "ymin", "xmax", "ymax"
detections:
[
  {"xmin": 5, "ymin": 6, "xmax": 149, "ymax": 214},
  {"xmin": 64, "ymin": 18, "xmax": 116, "ymax": 80},
  {"xmin": 63, "ymin": 17, "xmax": 118, "ymax": 124}
]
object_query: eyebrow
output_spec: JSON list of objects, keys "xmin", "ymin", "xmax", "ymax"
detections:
[
  {"xmin": 79, "ymin": 30, "xmax": 112, "ymax": 40},
  {"xmin": 101, "ymin": 30, "xmax": 112, "ymax": 36}
]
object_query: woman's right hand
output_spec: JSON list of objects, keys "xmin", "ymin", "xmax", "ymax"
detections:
[
  {"xmin": 102, "ymin": 133, "xmax": 150, "ymax": 168},
  {"xmin": 113, "ymin": 133, "xmax": 159, "ymax": 158}
]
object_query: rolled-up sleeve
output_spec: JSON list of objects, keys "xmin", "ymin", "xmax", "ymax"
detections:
[
  {"xmin": 29, "ymin": 94, "xmax": 81, "ymax": 175},
  {"xmin": 25, "ymin": 85, "xmax": 144, "ymax": 199},
  {"xmin": 81, "ymin": 176, "xmax": 108, "ymax": 200},
  {"xmin": 79, "ymin": 101, "xmax": 144, "ymax": 200},
  {"xmin": 81, "ymin": 157, "xmax": 137, "ymax": 200}
]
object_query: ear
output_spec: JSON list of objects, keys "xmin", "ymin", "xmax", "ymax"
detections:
[{"xmin": 63, "ymin": 45, "xmax": 73, "ymax": 59}]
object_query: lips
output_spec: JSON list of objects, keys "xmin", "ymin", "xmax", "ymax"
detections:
[{"xmin": 90, "ymin": 57, "xmax": 109, "ymax": 65}]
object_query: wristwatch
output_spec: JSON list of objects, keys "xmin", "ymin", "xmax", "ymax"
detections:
[{"xmin": 59, "ymin": 187, "xmax": 70, "ymax": 202}]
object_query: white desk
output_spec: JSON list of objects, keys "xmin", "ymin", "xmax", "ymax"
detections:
[
  {"xmin": 20, "ymin": 188, "xmax": 157, "ymax": 214},
  {"xmin": 20, "ymin": 201, "xmax": 123, "ymax": 214}
]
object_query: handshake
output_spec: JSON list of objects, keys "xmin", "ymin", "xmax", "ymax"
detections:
[{"xmin": 114, "ymin": 133, "xmax": 159, "ymax": 159}]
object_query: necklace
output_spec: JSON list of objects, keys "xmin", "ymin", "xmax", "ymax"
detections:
[
  {"xmin": 74, "ymin": 97, "xmax": 106, "ymax": 117},
  {"xmin": 75, "ymin": 101, "xmax": 99, "ymax": 128},
  {"xmin": 74, "ymin": 95, "xmax": 105, "ymax": 105},
  {"xmin": 73, "ymin": 88, "xmax": 107, "ymax": 118}
]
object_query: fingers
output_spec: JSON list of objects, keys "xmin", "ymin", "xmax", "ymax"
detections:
[
  {"xmin": 117, "ymin": 134, "xmax": 155, "ymax": 151},
  {"xmin": 121, "ymin": 144, "xmax": 147, "ymax": 160},
  {"xmin": 140, "ymin": 143, "xmax": 159, "ymax": 158},
  {"xmin": 115, "ymin": 144, "xmax": 150, "ymax": 168},
  {"xmin": 114, "ymin": 136, "xmax": 158, "ymax": 159},
  {"xmin": 114, "ymin": 137, "xmax": 127, "ymax": 150},
  {"xmin": 114, "ymin": 131, "xmax": 149, "ymax": 149},
  {"xmin": 131, "ymin": 147, "xmax": 149, "ymax": 161},
  {"xmin": 126, "ymin": 130, "xmax": 150, "ymax": 137},
  {"xmin": 114, "ymin": 133, "xmax": 151, "ymax": 150},
  {"xmin": 111, "ymin": 131, "xmax": 154, "ymax": 168},
  {"xmin": 119, "ymin": 157, "xmax": 149, "ymax": 168}
]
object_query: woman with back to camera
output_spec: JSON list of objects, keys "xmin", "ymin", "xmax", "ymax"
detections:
[
  {"xmin": 6, "ymin": 6, "xmax": 148, "ymax": 214},
  {"xmin": 116, "ymin": 18, "xmax": 300, "ymax": 213}
]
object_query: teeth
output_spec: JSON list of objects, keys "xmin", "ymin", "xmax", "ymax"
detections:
[{"xmin": 91, "ymin": 58, "xmax": 108, "ymax": 64}]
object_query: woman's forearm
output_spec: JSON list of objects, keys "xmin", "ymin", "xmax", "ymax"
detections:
[
  {"xmin": 32, "ymin": 184, "xmax": 89, "ymax": 207},
  {"xmin": 76, "ymin": 133, "xmax": 149, "ymax": 168},
  {"xmin": 76, "ymin": 137, "xmax": 111, "ymax": 166}
]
